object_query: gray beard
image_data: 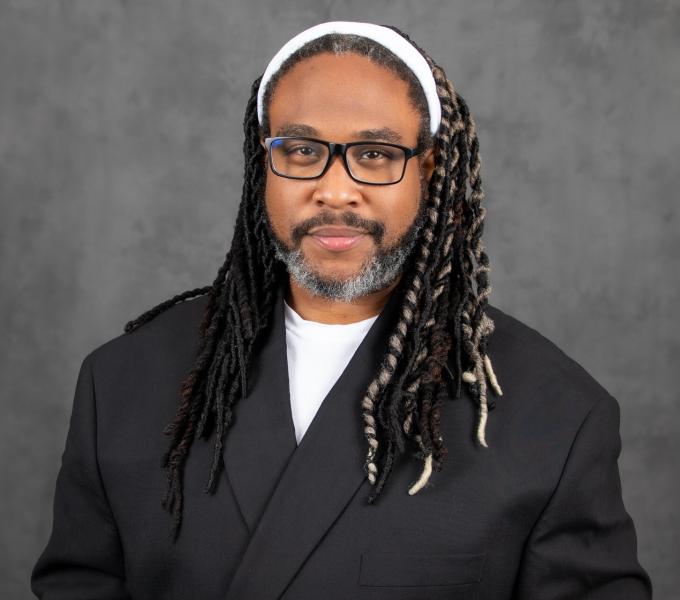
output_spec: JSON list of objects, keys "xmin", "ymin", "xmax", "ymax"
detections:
[{"xmin": 266, "ymin": 195, "xmax": 428, "ymax": 303}]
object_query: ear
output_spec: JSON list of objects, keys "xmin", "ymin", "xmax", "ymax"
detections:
[
  {"xmin": 420, "ymin": 144, "xmax": 437, "ymax": 185},
  {"xmin": 260, "ymin": 138, "xmax": 270, "ymax": 170}
]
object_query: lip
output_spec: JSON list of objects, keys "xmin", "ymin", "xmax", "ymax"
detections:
[
  {"xmin": 308, "ymin": 229, "xmax": 367, "ymax": 252},
  {"xmin": 308, "ymin": 227, "xmax": 367, "ymax": 236}
]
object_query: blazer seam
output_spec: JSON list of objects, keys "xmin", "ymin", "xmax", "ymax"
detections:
[
  {"xmin": 86, "ymin": 352, "xmax": 127, "ymax": 538},
  {"xmin": 521, "ymin": 394, "xmax": 603, "ymax": 556}
]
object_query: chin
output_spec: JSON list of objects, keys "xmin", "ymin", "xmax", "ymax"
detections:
[
  {"xmin": 304, "ymin": 255, "xmax": 369, "ymax": 278},
  {"xmin": 309, "ymin": 266, "xmax": 364, "ymax": 284}
]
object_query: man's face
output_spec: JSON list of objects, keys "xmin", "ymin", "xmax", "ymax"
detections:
[{"xmin": 263, "ymin": 52, "xmax": 435, "ymax": 301}]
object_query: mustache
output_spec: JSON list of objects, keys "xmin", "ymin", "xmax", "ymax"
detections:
[{"xmin": 291, "ymin": 211, "xmax": 385, "ymax": 246}]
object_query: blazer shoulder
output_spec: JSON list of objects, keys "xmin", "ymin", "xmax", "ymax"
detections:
[
  {"xmin": 483, "ymin": 303, "xmax": 616, "ymax": 418},
  {"xmin": 86, "ymin": 293, "xmax": 210, "ymax": 371}
]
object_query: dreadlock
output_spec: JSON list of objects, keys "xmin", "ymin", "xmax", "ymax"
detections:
[{"xmin": 124, "ymin": 26, "xmax": 502, "ymax": 539}]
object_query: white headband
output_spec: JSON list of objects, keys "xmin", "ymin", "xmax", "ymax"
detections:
[{"xmin": 256, "ymin": 21, "xmax": 441, "ymax": 136}]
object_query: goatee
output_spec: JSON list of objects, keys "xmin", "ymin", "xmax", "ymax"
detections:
[{"xmin": 264, "ymin": 194, "xmax": 429, "ymax": 303}]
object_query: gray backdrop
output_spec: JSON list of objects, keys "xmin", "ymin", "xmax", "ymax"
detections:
[{"xmin": 1, "ymin": 1, "xmax": 678, "ymax": 598}]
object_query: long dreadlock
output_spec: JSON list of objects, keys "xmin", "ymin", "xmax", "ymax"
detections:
[{"xmin": 124, "ymin": 26, "xmax": 502, "ymax": 539}]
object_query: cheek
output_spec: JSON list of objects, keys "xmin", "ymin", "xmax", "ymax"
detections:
[
  {"xmin": 264, "ymin": 177, "xmax": 291, "ymax": 238},
  {"xmin": 382, "ymin": 173, "xmax": 425, "ymax": 239}
]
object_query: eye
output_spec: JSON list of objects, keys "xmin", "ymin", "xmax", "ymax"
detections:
[
  {"xmin": 356, "ymin": 146, "xmax": 395, "ymax": 161},
  {"xmin": 284, "ymin": 143, "xmax": 319, "ymax": 157},
  {"xmin": 273, "ymin": 140, "xmax": 325, "ymax": 165}
]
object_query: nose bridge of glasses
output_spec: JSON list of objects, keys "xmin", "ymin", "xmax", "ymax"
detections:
[{"xmin": 323, "ymin": 142, "xmax": 355, "ymax": 180}]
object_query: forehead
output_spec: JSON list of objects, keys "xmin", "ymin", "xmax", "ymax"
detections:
[{"xmin": 267, "ymin": 52, "xmax": 421, "ymax": 143}]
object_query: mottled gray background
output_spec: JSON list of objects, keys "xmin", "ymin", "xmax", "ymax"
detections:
[{"xmin": 1, "ymin": 1, "xmax": 678, "ymax": 598}]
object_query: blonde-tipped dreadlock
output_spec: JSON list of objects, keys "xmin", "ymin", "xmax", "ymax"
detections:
[
  {"xmin": 124, "ymin": 26, "xmax": 503, "ymax": 539},
  {"xmin": 355, "ymin": 29, "xmax": 503, "ymax": 500}
]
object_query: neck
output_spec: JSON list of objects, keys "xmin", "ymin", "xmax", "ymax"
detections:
[{"xmin": 285, "ymin": 275, "xmax": 401, "ymax": 324}]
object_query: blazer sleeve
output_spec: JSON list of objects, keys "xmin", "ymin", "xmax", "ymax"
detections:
[
  {"xmin": 31, "ymin": 353, "xmax": 131, "ymax": 599},
  {"xmin": 513, "ymin": 392, "xmax": 653, "ymax": 599}
]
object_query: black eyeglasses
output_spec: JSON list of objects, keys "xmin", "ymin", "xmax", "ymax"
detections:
[{"xmin": 263, "ymin": 136, "xmax": 423, "ymax": 185}]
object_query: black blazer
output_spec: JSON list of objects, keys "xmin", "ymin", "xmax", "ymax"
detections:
[{"xmin": 32, "ymin": 286, "xmax": 653, "ymax": 599}]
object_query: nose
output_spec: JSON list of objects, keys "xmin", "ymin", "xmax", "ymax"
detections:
[{"xmin": 311, "ymin": 154, "xmax": 363, "ymax": 208}]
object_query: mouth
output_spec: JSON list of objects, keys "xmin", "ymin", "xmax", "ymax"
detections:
[{"xmin": 307, "ymin": 227, "xmax": 368, "ymax": 252}]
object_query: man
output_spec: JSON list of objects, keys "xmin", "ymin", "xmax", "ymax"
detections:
[{"xmin": 32, "ymin": 21, "xmax": 652, "ymax": 599}]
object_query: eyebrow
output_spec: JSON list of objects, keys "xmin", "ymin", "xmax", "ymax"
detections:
[
  {"xmin": 275, "ymin": 123, "xmax": 317, "ymax": 137},
  {"xmin": 275, "ymin": 123, "xmax": 403, "ymax": 143}
]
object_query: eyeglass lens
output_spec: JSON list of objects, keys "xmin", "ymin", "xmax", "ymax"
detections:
[{"xmin": 269, "ymin": 138, "xmax": 407, "ymax": 184}]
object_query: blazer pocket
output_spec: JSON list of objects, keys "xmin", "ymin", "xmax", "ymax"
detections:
[{"xmin": 358, "ymin": 551, "xmax": 486, "ymax": 587}]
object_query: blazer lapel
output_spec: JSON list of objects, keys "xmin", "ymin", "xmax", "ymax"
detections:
[
  {"xmin": 222, "ymin": 285, "xmax": 298, "ymax": 533},
  {"xmin": 224, "ymin": 284, "xmax": 401, "ymax": 600}
]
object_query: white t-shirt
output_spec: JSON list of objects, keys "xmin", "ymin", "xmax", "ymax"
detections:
[{"xmin": 283, "ymin": 299, "xmax": 379, "ymax": 445}]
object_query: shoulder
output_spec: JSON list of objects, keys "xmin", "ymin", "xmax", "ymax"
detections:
[
  {"xmin": 482, "ymin": 302, "xmax": 619, "ymax": 434},
  {"xmin": 85, "ymin": 293, "xmax": 210, "ymax": 380}
]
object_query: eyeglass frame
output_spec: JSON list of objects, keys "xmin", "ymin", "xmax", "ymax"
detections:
[{"xmin": 262, "ymin": 136, "xmax": 425, "ymax": 186}]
